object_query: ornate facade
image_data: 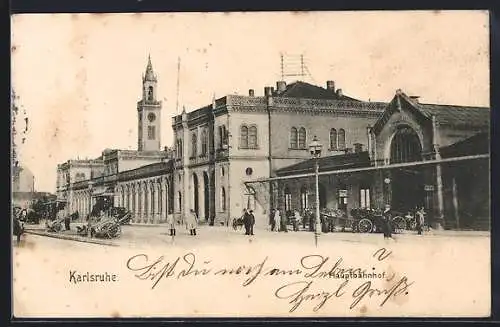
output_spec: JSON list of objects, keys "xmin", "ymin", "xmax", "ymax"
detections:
[{"xmin": 56, "ymin": 57, "xmax": 490, "ymax": 230}]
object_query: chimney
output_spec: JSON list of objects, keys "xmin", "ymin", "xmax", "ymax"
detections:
[
  {"xmin": 276, "ymin": 81, "xmax": 286, "ymax": 94},
  {"xmin": 409, "ymin": 95, "xmax": 420, "ymax": 103},
  {"xmin": 248, "ymin": 89, "xmax": 255, "ymax": 97},
  {"xmin": 336, "ymin": 88, "xmax": 343, "ymax": 98},
  {"xmin": 264, "ymin": 86, "xmax": 273, "ymax": 97},
  {"xmin": 326, "ymin": 80, "xmax": 335, "ymax": 92}
]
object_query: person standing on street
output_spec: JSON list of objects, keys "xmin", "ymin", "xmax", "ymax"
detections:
[
  {"xmin": 248, "ymin": 210, "xmax": 255, "ymax": 236},
  {"xmin": 273, "ymin": 208, "xmax": 281, "ymax": 232},
  {"xmin": 382, "ymin": 204, "xmax": 393, "ymax": 239},
  {"xmin": 269, "ymin": 209, "xmax": 275, "ymax": 232},
  {"xmin": 187, "ymin": 209, "xmax": 198, "ymax": 236},
  {"xmin": 242, "ymin": 208, "xmax": 251, "ymax": 235},
  {"xmin": 167, "ymin": 213, "xmax": 176, "ymax": 236},
  {"xmin": 416, "ymin": 206, "xmax": 425, "ymax": 235},
  {"xmin": 293, "ymin": 209, "xmax": 302, "ymax": 232}
]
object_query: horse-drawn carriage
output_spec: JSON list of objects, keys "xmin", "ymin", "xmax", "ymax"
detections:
[
  {"xmin": 76, "ymin": 207, "xmax": 132, "ymax": 238},
  {"xmin": 46, "ymin": 211, "xmax": 79, "ymax": 232},
  {"xmin": 76, "ymin": 211, "xmax": 131, "ymax": 238},
  {"xmin": 348, "ymin": 208, "xmax": 410, "ymax": 234}
]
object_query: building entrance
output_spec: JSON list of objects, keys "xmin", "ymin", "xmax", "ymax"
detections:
[{"xmin": 389, "ymin": 125, "xmax": 425, "ymax": 212}]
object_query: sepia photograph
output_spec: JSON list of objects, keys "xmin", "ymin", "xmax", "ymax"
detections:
[{"xmin": 11, "ymin": 10, "xmax": 490, "ymax": 318}]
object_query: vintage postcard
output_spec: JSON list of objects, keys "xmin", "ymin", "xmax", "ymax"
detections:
[{"xmin": 11, "ymin": 11, "xmax": 490, "ymax": 318}]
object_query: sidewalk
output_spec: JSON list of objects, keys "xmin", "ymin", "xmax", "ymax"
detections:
[{"xmin": 25, "ymin": 229, "xmax": 118, "ymax": 246}]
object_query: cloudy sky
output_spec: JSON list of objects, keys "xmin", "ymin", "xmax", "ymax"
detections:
[{"xmin": 11, "ymin": 11, "xmax": 489, "ymax": 192}]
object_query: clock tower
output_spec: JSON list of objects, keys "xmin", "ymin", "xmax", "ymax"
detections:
[{"xmin": 137, "ymin": 55, "xmax": 162, "ymax": 151}]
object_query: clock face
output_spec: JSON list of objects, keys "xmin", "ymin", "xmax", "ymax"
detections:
[{"xmin": 148, "ymin": 113, "xmax": 156, "ymax": 122}]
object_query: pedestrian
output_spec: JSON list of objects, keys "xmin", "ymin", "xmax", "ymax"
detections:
[
  {"xmin": 167, "ymin": 214, "xmax": 176, "ymax": 236},
  {"xmin": 242, "ymin": 209, "xmax": 251, "ymax": 235},
  {"xmin": 293, "ymin": 209, "xmax": 301, "ymax": 232},
  {"xmin": 64, "ymin": 210, "xmax": 71, "ymax": 231},
  {"xmin": 269, "ymin": 209, "xmax": 275, "ymax": 231},
  {"xmin": 13, "ymin": 216, "xmax": 23, "ymax": 244},
  {"xmin": 281, "ymin": 211, "xmax": 288, "ymax": 233},
  {"xmin": 382, "ymin": 204, "xmax": 393, "ymax": 239},
  {"xmin": 186, "ymin": 209, "xmax": 198, "ymax": 236},
  {"xmin": 248, "ymin": 210, "xmax": 255, "ymax": 235},
  {"xmin": 302, "ymin": 209, "xmax": 308, "ymax": 229},
  {"xmin": 416, "ymin": 206, "xmax": 425, "ymax": 235},
  {"xmin": 273, "ymin": 208, "xmax": 281, "ymax": 232}
]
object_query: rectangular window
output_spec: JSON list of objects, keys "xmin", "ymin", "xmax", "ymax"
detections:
[
  {"xmin": 300, "ymin": 191, "xmax": 308, "ymax": 210},
  {"xmin": 148, "ymin": 126, "xmax": 156, "ymax": 140},
  {"xmin": 360, "ymin": 188, "xmax": 371, "ymax": 208}
]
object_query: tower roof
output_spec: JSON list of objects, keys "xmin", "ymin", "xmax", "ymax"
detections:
[{"xmin": 143, "ymin": 54, "xmax": 157, "ymax": 82}]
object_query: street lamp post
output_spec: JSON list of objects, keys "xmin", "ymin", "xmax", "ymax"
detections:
[{"xmin": 309, "ymin": 135, "xmax": 323, "ymax": 247}]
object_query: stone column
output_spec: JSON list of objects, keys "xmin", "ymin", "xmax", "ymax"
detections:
[
  {"xmin": 134, "ymin": 184, "xmax": 139, "ymax": 223},
  {"xmin": 141, "ymin": 183, "xmax": 146, "ymax": 223},
  {"xmin": 154, "ymin": 183, "xmax": 160, "ymax": 223},
  {"xmin": 432, "ymin": 115, "xmax": 445, "ymax": 230},
  {"xmin": 167, "ymin": 181, "xmax": 173, "ymax": 220}
]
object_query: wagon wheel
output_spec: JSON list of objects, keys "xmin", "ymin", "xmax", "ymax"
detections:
[
  {"xmin": 358, "ymin": 218, "xmax": 373, "ymax": 233},
  {"xmin": 105, "ymin": 222, "xmax": 120, "ymax": 238},
  {"xmin": 232, "ymin": 218, "xmax": 238, "ymax": 231},
  {"xmin": 392, "ymin": 216, "xmax": 406, "ymax": 233}
]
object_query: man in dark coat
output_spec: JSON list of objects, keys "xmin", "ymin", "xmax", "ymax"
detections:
[
  {"xmin": 242, "ymin": 209, "xmax": 251, "ymax": 235},
  {"xmin": 382, "ymin": 204, "xmax": 393, "ymax": 239},
  {"xmin": 248, "ymin": 210, "xmax": 255, "ymax": 235}
]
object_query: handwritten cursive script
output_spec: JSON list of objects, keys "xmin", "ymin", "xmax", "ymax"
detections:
[{"xmin": 125, "ymin": 248, "xmax": 414, "ymax": 312}]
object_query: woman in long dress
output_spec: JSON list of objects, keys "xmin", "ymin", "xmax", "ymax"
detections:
[
  {"xmin": 167, "ymin": 214, "xmax": 176, "ymax": 236},
  {"xmin": 186, "ymin": 209, "xmax": 198, "ymax": 236},
  {"xmin": 273, "ymin": 209, "xmax": 281, "ymax": 232}
]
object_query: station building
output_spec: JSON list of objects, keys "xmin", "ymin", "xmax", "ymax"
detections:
[{"xmin": 56, "ymin": 56, "xmax": 490, "ymax": 230}]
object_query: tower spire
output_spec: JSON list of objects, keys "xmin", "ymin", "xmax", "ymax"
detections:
[{"xmin": 144, "ymin": 54, "xmax": 156, "ymax": 82}]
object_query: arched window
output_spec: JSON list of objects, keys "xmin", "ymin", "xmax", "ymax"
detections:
[
  {"xmin": 148, "ymin": 86, "xmax": 154, "ymax": 101},
  {"xmin": 284, "ymin": 186, "xmax": 292, "ymax": 212},
  {"xmin": 360, "ymin": 184, "xmax": 371, "ymax": 209},
  {"xmin": 390, "ymin": 126, "xmax": 422, "ymax": 164},
  {"xmin": 191, "ymin": 133, "xmax": 197, "ymax": 158},
  {"xmin": 338, "ymin": 128, "xmax": 346, "ymax": 150},
  {"xmin": 330, "ymin": 128, "xmax": 337, "ymax": 151},
  {"xmin": 298, "ymin": 127, "xmax": 307, "ymax": 149},
  {"xmin": 249, "ymin": 126, "xmax": 257, "ymax": 148},
  {"xmin": 176, "ymin": 139, "xmax": 183, "ymax": 158},
  {"xmin": 290, "ymin": 127, "xmax": 298, "ymax": 149},
  {"xmin": 240, "ymin": 125, "xmax": 249, "ymax": 148},
  {"xmin": 201, "ymin": 129, "xmax": 208, "ymax": 156},
  {"xmin": 221, "ymin": 187, "xmax": 226, "ymax": 211},
  {"xmin": 300, "ymin": 185, "xmax": 309, "ymax": 210}
]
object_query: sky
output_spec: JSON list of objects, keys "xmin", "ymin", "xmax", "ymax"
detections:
[{"xmin": 11, "ymin": 11, "xmax": 489, "ymax": 193}]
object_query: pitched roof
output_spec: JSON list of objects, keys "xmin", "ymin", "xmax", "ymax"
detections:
[
  {"xmin": 276, "ymin": 151, "xmax": 371, "ymax": 176},
  {"xmin": 277, "ymin": 81, "xmax": 361, "ymax": 101},
  {"xmin": 417, "ymin": 103, "xmax": 490, "ymax": 128},
  {"xmin": 440, "ymin": 132, "xmax": 490, "ymax": 158}
]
